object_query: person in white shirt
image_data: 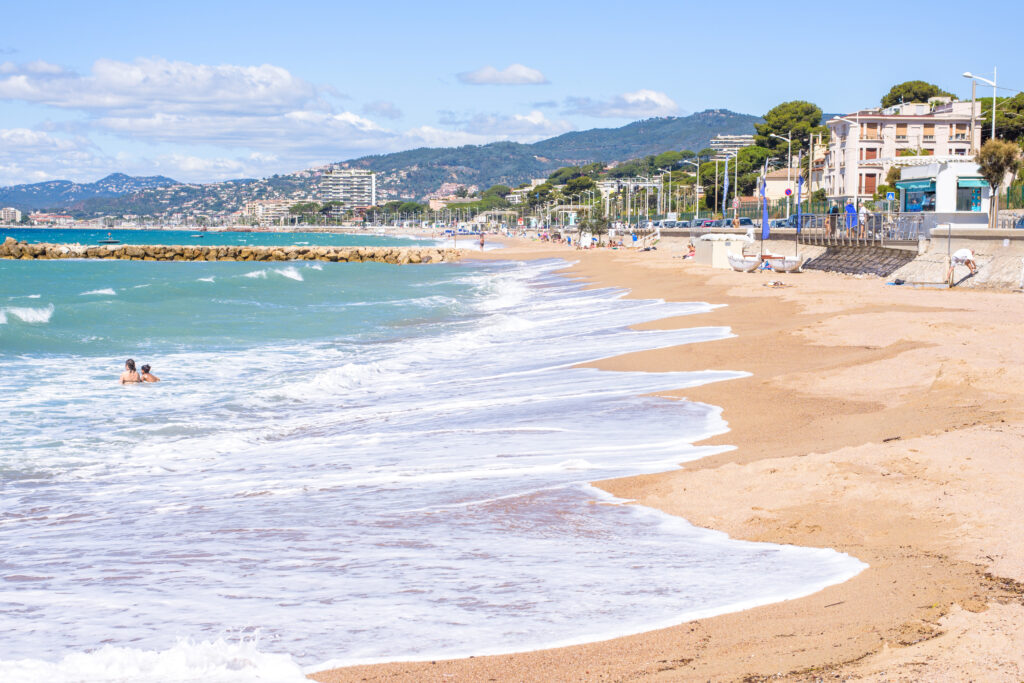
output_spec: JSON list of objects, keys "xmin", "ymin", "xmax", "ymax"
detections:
[{"xmin": 947, "ymin": 248, "xmax": 978, "ymax": 282}]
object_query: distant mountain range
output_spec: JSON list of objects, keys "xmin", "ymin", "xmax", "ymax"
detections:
[
  {"xmin": 0, "ymin": 173, "xmax": 177, "ymax": 212},
  {"xmin": 0, "ymin": 109, "xmax": 762, "ymax": 216},
  {"xmin": 347, "ymin": 109, "xmax": 762, "ymax": 199}
]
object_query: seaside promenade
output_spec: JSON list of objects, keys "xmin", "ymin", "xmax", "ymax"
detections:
[{"xmin": 313, "ymin": 238, "xmax": 1024, "ymax": 681}]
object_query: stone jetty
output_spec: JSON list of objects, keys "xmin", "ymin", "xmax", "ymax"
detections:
[{"xmin": 0, "ymin": 237, "xmax": 461, "ymax": 265}]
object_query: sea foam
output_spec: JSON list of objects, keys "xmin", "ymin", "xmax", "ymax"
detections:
[
  {"xmin": 0, "ymin": 637, "xmax": 308, "ymax": 683},
  {"xmin": 0, "ymin": 304, "xmax": 54, "ymax": 324}
]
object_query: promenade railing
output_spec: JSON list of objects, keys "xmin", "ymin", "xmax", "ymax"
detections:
[{"xmin": 797, "ymin": 212, "xmax": 927, "ymax": 247}]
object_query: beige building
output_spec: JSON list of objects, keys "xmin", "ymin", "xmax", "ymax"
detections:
[
  {"xmin": 321, "ymin": 169, "xmax": 377, "ymax": 207},
  {"xmin": 762, "ymin": 168, "xmax": 802, "ymax": 201},
  {"xmin": 1, "ymin": 207, "xmax": 22, "ymax": 223},
  {"xmin": 823, "ymin": 99, "xmax": 981, "ymax": 203},
  {"xmin": 243, "ymin": 199, "xmax": 298, "ymax": 226}
]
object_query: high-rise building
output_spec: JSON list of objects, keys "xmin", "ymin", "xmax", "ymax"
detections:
[
  {"xmin": 320, "ymin": 169, "xmax": 377, "ymax": 207},
  {"xmin": 1, "ymin": 207, "xmax": 23, "ymax": 223},
  {"xmin": 709, "ymin": 134, "xmax": 755, "ymax": 160}
]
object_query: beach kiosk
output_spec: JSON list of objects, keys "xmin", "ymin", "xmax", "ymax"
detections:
[{"xmin": 895, "ymin": 159, "xmax": 991, "ymax": 228}]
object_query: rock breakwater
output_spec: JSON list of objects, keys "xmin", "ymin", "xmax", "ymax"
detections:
[{"xmin": 0, "ymin": 237, "xmax": 461, "ymax": 264}]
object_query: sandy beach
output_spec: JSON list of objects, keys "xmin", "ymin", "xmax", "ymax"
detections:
[{"xmin": 312, "ymin": 238, "xmax": 1024, "ymax": 682}]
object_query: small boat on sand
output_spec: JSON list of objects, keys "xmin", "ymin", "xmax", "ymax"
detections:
[
  {"xmin": 727, "ymin": 253, "xmax": 760, "ymax": 272},
  {"xmin": 765, "ymin": 254, "xmax": 805, "ymax": 273}
]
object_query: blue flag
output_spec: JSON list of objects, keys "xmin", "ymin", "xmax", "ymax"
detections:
[
  {"xmin": 761, "ymin": 177, "xmax": 770, "ymax": 241},
  {"xmin": 796, "ymin": 174, "xmax": 804, "ymax": 234},
  {"xmin": 722, "ymin": 156, "xmax": 730, "ymax": 216}
]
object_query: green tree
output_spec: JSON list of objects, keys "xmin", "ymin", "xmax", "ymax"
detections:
[
  {"xmin": 753, "ymin": 101, "xmax": 827, "ymax": 158},
  {"xmin": 652, "ymin": 150, "xmax": 684, "ymax": 169},
  {"xmin": 548, "ymin": 166, "xmax": 584, "ymax": 185},
  {"xmin": 976, "ymin": 139, "xmax": 1021, "ymax": 228},
  {"xmin": 481, "ymin": 184, "xmax": 512, "ymax": 198},
  {"xmin": 880, "ymin": 80, "xmax": 953, "ymax": 108},
  {"xmin": 565, "ymin": 176, "xmax": 596, "ymax": 194},
  {"xmin": 978, "ymin": 93, "xmax": 1024, "ymax": 143}
]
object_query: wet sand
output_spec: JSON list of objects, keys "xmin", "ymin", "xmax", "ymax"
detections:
[{"xmin": 312, "ymin": 239, "xmax": 1024, "ymax": 681}]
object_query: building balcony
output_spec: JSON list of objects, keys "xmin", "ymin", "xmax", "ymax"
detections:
[
  {"xmin": 859, "ymin": 134, "xmax": 882, "ymax": 141},
  {"xmin": 859, "ymin": 158, "xmax": 884, "ymax": 166}
]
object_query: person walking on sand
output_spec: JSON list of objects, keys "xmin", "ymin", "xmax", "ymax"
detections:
[
  {"xmin": 140, "ymin": 364, "xmax": 160, "ymax": 383},
  {"xmin": 479, "ymin": 232, "xmax": 485, "ymax": 251},
  {"xmin": 119, "ymin": 359, "xmax": 142, "ymax": 384}
]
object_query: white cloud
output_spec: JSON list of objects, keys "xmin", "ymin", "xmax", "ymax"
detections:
[
  {"xmin": 438, "ymin": 109, "xmax": 572, "ymax": 140},
  {"xmin": 0, "ymin": 58, "xmax": 318, "ymax": 114},
  {"xmin": 564, "ymin": 89, "xmax": 678, "ymax": 118},
  {"xmin": 0, "ymin": 128, "xmax": 109, "ymax": 185},
  {"xmin": 361, "ymin": 100, "xmax": 403, "ymax": 120},
  {"xmin": 457, "ymin": 64, "xmax": 548, "ymax": 85}
]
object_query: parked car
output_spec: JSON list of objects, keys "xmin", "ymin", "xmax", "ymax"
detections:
[
  {"xmin": 736, "ymin": 217, "xmax": 755, "ymax": 227},
  {"xmin": 675, "ymin": 220, "xmax": 691, "ymax": 228}
]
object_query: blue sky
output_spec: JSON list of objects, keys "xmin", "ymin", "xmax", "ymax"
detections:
[{"xmin": 1, "ymin": 0, "xmax": 1020, "ymax": 185}]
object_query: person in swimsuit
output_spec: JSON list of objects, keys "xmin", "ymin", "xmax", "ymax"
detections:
[
  {"xmin": 140, "ymin": 364, "xmax": 160, "ymax": 382},
  {"xmin": 119, "ymin": 359, "xmax": 142, "ymax": 384}
]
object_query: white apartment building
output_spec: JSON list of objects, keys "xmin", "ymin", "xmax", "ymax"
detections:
[
  {"xmin": 321, "ymin": 168, "xmax": 377, "ymax": 207},
  {"xmin": 709, "ymin": 134, "xmax": 755, "ymax": 160},
  {"xmin": 823, "ymin": 99, "xmax": 981, "ymax": 203},
  {"xmin": 1, "ymin": 207, "xmax": 22, "ymax": 223},
  {"xmin": 243, "ymin": 199, "xmax": 298, "ymax": 226}
]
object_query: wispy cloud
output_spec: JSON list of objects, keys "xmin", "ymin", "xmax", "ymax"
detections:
[
  {"xmin": 437, "ymin": 109, "xmax": 572, "ymax": 140},
  {"xmin": 361, "ymin": 100, "xmax": 403, "ymax": 120},
  {"xmin": 457, "ymin": 64, "xmax": 548, "ymax": 85},
  {"xmin": 563, "ymin": 89, "xmax": 678, "ymax": 118}
]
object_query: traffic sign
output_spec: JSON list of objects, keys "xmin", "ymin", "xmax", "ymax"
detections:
[
  {"xmin": 517, "ymin": 217, "xmax": 524, "ymax": 225},
  {"xmin": 886, "ymin": 191, "xmax": 896, "ymax": 201},
  {"xmin": 784, "ymin": 188, "xmax": 792, "ymax": 196},
  {"xmin": 732, "ymin": 198, "xmax": 739, "ymax": 209}
]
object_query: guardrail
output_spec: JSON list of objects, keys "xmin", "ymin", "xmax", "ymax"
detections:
[{"xmin": 797, "ymin": 213, "xmax": 927, "ymax": 247}]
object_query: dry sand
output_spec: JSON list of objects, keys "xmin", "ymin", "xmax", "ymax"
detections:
[{"xmin": 312, "ymin": 239, "xmax": 1024, "ymax": 682}]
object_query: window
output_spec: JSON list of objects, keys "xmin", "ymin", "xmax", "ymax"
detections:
[
  {"xmin": 956, "ymin": 187, "xmax": 982, "ymax": 212},
  {"xmin": 923, "ymin": 124, "xmax": 935, "ymax": 142},
  {"xmin": 895, "ymin": 123, "xmax": 908, "ymax": 141},
  {"xmin": 953, "ymin": 124, "xmax": 968, "ymax": 141},
  {"xmin": 861, "ymin": 122, "xmax": 879, "ymax": 140},
  {"xmin": 864, "ymin": 174, "xmax": 878, "ymax": 195},
  {"xmin": 861, "ymin": 148, "xmax": 879, "ymax": 160}
]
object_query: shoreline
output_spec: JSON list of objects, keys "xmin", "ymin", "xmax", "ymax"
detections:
[{"xmin": 312, "ymin": 239, "xmax": 1024, "ymax": 681}]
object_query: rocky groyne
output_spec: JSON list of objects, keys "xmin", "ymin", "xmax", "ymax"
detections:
[{"xmin": 0, "ymin": 237, "xmax": 460, "ymax": 264}]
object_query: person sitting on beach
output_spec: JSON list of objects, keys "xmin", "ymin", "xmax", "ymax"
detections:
[
  {"xmin": 119, "ymin": 359, "xmax": 142, "ymax": 384},
  {"xmin": 947, "ymin": 248, "xmax": 979, "ymax": 281},
  {"xmin": 140, "ymin": 364, "xmax": 160, "ymax": 383}
]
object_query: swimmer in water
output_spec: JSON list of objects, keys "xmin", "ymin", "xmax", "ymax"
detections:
[
  {"xmin": 140, "ymin": 364, "xmax": 160, "ymax": 383},
  {"xmin": 119, "ymin": 359, "xmax": 142, "ymax": 384}
]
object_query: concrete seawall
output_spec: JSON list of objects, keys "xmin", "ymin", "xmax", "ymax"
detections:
[{"xmin": 0, "ymin": 237, "xmax": 461, "ymax": 265}]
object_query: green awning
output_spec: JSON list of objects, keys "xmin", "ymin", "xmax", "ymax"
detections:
[
  {"xmin": 896, "ymin": 179, "xmax": 935, "ymax": 191},
  {"xmin": 957, "ymin": 178, "xmax": 988, "ymax": 188}
]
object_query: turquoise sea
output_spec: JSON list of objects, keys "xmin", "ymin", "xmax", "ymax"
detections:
[
  {"xmin": 0, "ymin": 227, "xmax": 437, "ymax": 248},
  {"xmin": 0, "ymin": 241, "xmax": 866, "ymax": 682}
]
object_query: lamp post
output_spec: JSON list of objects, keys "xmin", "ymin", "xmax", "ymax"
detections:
[
  {"xmin": 770, "ymin": 132, "xmax": 793, "ymax": 219},
  {"xmin": 682, "ymin": 159, "xmax": 700, "ymax": 220},
  {"xmin": 963, "ymin": 69, "xmax": 997, "ymax": 140}
]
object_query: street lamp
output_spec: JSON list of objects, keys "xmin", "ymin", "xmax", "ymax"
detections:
[
  {"xmin": 770, "ymin": 132, "xmax": 793, "ymax": 219},
  {"xmin": 963, "ymin": 69, "xmax": 997, "ymax": 140},
  {"xmin": 682, "ymin": 159, "xmax": 700, "ymax": 220}
]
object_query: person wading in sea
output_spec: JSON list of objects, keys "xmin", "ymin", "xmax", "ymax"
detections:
[
  {"xmin": 140, "ymin": 364, "xmax": 160, "ymax": 382},
  {"xmin": 119, "ymin": 359, "xmax": 142, "ymax": 384}
]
